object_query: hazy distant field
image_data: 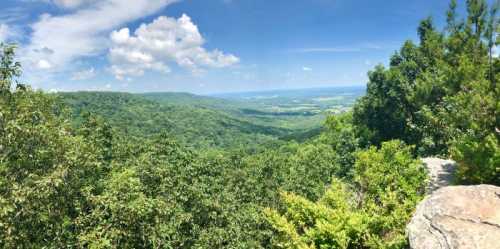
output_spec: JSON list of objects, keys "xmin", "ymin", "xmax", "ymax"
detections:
[{"xmin": 211, "ymin": 86, "xmax": 366, "ymax": 129}]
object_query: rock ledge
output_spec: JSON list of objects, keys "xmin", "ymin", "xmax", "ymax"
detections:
[{"xmin": 407, "ymin": 184, "xmax": 500, "ymax": 249}]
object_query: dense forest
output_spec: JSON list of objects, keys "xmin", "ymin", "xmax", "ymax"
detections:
[
  {"xmin": 0, "ymin": 0, "xmax": 498, "ymax": 248},
  {"xmin": 59, "ymin": 91, "xmax": 292, "ymax": 149}
]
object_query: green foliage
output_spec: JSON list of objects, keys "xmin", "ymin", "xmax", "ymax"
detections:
[
  {"xmin": 76, "ymin": 136, "xmax": 268, "ymax": 248},
  {"xmin": 451, "ymin": 133, "xmax": 500, "ymax": 185},
  {"xmin": 264, "ymin": 180, "xmax": 368, "ymax": 249},
  {"xmin": 0, "ymin": 64, "xmax": 102, "ymax": 247},
  {"xmin": 353, "ymin": 64, "xmax": 412, "ymax": 146},
  {"xmin": 240, "ymin": 137, "xmax": 347, "ymax": 208},
  {"xmin": 60, "ymin": 91, "xmax": 291, "ymax": 149},
  {"xmin": 0, "ymin": 90, "xmax": 268, "ymax": 247},
  {"xmin": 354, "ymin": 141, "xmax": 427, "ymax": 202},
  {"xmin": 0, "ymin": 43, "xmax": 21, "ymax": 92},
  {"xmin": 320, "ymin": 113, "xmax": 359, "ymax": 179},
  {"xmin": 352, "ymin": 0, "xmax": 499, "ymax": 184},
  {"xmin": 0, "ymin": 44, "xmax": 269, "ymax": 248},
  {"xmin": 265, "ymin": 141, "xmax": 427, "ymax": 249}
]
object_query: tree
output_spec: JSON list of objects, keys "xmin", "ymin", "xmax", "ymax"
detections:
[
  {"xmin": 0, "ymin": 44, "xmax": 103, "ymax": 247},
  {"xmin": 0, "ymin": 43, "xmax": 21, "ymax": 93},
  {"xmin": 352, "ymin": 0, "xmax": 499, "ymax": 184}
]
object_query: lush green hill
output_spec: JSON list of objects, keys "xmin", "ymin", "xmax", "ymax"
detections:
[
  {"xmin": 59, "ymin": 92, "xmax": 292, "ymax": 149},
  {"xmin": 139, "ymin": 91, "xmax": 337, "ymax": 131},
  {"xmin": 141, "ymin": 92, "xmax": 243, "ymax": 111}
]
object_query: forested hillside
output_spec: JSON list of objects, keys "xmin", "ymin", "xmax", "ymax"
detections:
[
  {"xmin": 0, "ymin": 0, "xmax": 498, "ymax": 248},
  {"xmin": 59, "ymin": 91, "xmax": 292, "ymax": 149},
  {"xmin": 59, "ymin": 87, "xmax": 356, "ymax": 149},
  {"xmin": 141, "ymin": 92, "xmax": 242, "ymax": 111},
  {"xmin": 141, "ymin": 90, "xmax": 345, "ymax": 131}
]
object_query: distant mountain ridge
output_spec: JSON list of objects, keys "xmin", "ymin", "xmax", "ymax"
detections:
[{"xmin": 210, "ymin": 85, "xmax": 366, "ymax": 100}]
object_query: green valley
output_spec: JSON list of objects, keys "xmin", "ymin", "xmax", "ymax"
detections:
[{"xmin": 58, "ymin": 86, "xmax": 364, "ymax": 149}]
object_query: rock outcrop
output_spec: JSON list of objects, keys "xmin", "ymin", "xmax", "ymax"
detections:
[
  {"xmin": 407, "ymin": 185, "xmax": 500, "ymax": 249},
  {"xmin": 421, "ymin": 157, "xmax": 456, "ymax": 192}
]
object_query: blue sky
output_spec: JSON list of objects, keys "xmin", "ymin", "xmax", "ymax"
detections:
[{"xmin": 0, "ymin": 0, "xmax": 474, "ymax": 93}]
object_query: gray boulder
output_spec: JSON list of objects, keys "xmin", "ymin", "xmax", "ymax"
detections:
[{"xmin": 407, "ymin": 185, "xmax": 500, "ymax": 249}]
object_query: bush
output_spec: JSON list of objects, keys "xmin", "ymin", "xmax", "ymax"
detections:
[
  {"xmin": 451, "ymin": 133, "xmax": 500, "ymax": 185},
  {"xmin": 265, "ymin": 140, "xmax": 427, "ymax": 249}
]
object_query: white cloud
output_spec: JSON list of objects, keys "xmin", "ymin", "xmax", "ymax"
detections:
[
  {"xmin": 23, "ymin": 0, "xmax": 178, "ymax": 73},
  {"xmin": 36, "ymin": 59, "xmax": 52, "ymax": 69},
  {"xmin": 51, "ymin": 0, "xmax": 97, "ymax": 9},
  {"xmin": 108, "ymin": 14, "xmax": 239, "ymax": 80},
  {"xmin": 0, "ymin": 23, "xmax": 20, "ymax": 43},
  {"xmin": 302, "ymin": 66, "xmax": 312, "ymax": 71},
  {"xmin": 23, "ymin": 0, "xmax": 95, "ymax": 9},
  {"xmin": 71, "ymin": 67, "xmax": 96, "ymax": 80},
  {"xmin": 0, "ymin": 24, "xmax": 10, "ymax": 42}
]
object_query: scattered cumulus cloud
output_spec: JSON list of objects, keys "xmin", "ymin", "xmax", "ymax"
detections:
[
  {"xmin": 71, "ymin": 67, "xmax": 96, "ymax": 80},
  {"xmin": 302, "ymin": 66, "xmax": 312, "ymax": 71},
  {"xmin": 108, "ymin": 14, "xmax": 239, "ymax": 80},
  {"xmin": 36, "ymin": 59, "xmax": 53, "ymax": 69},
  {"xmin": 22, "ymin": 0, "xmax": 178, "ymax": 73},
  {"xmin": 31, "ymin": 47, "xmax": 55, "ymax": 69}
]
